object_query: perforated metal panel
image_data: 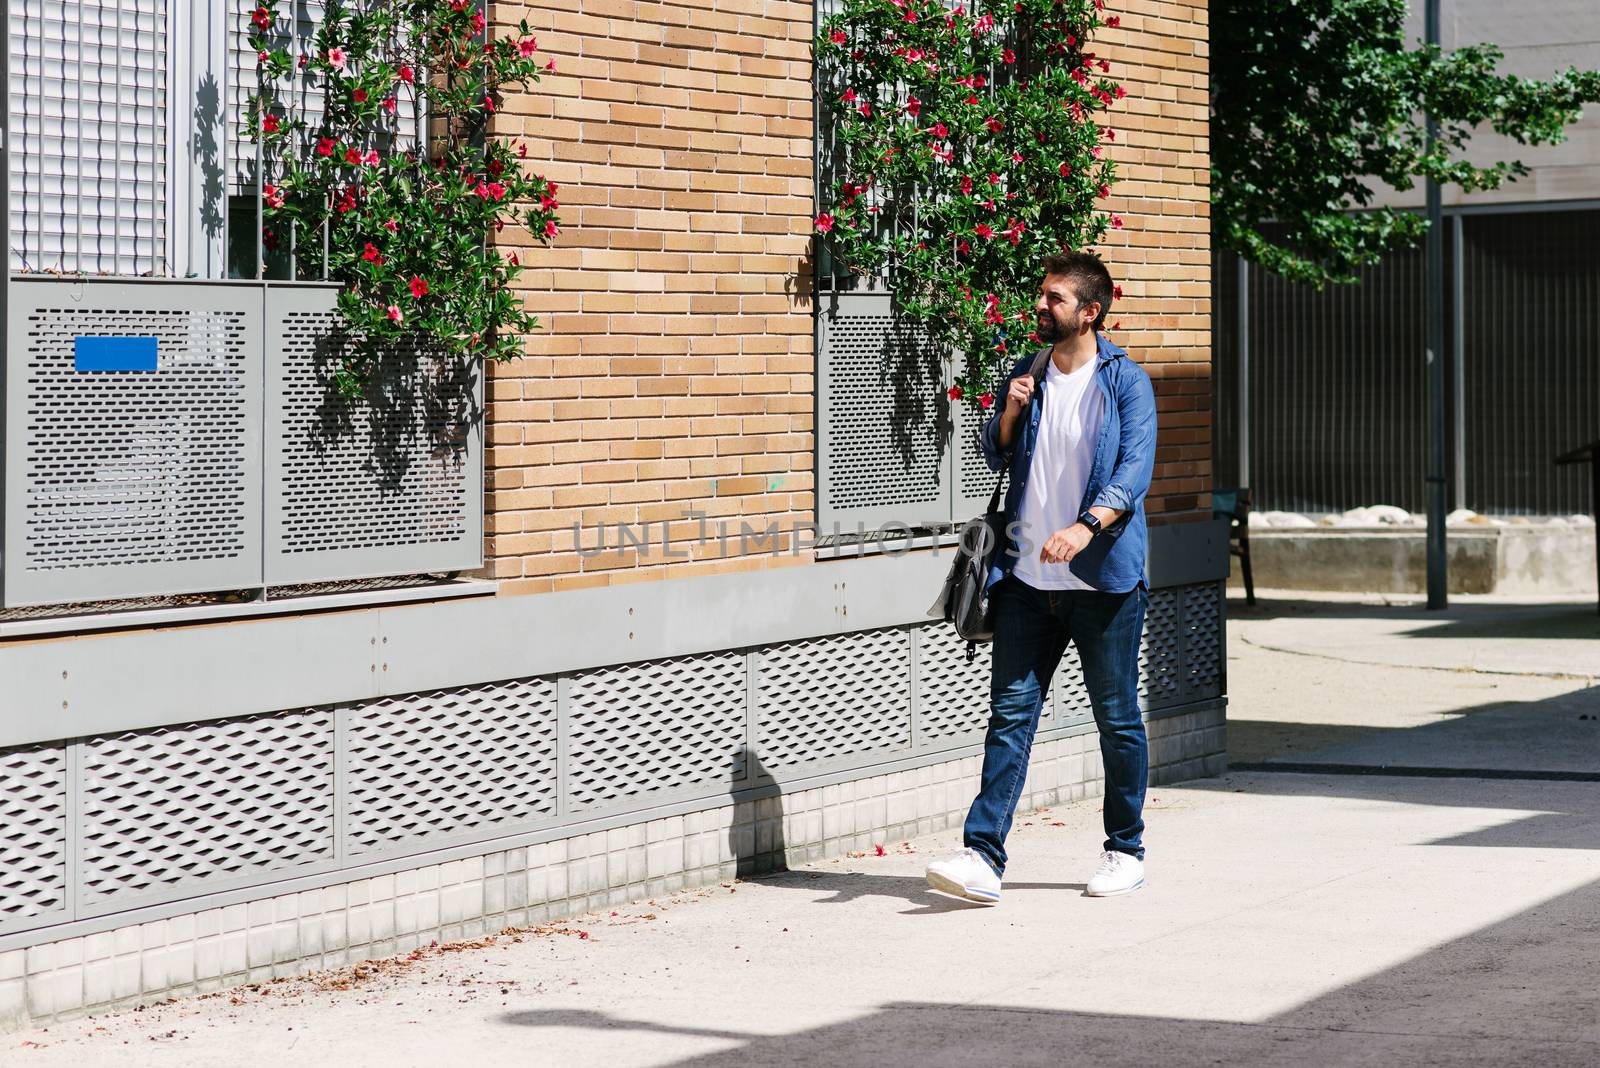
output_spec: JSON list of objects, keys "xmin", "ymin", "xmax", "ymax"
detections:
[
  {"xmin": 817, "ymin": 296, "xmax": 950, "ymax": 530},
  {"xmin": 1139, "ymin": 586, "xmax": 1184, "ymax": 709},
  {"xmin": 567, "ymin": 652, "xmax": 748, "ymax": 810},
  {"xmin": 755, "ymin": 627, "xmax": 912, "ymax": 770},
  {"xmin": 264, "ymin": 285, "xmax": 482, "ymax": 585},
  {"xmin": 0, "ymin": 743, "xmax": 68, "ymax": 926},
  {"xmin": 345, "ymin": 679, "xmax": 558, "ymax": 855},
  {"xmin": 952, "ymin": 396, "xmax": 1005, "ymax": 520},
  {"xmin": 1182, "ymin": 583, "xmax": 1224, "ymax": 699},
  {"xmin": 1053, "ymin": 642, "xmax": 1095, "ymax": 725},
  {"xmin": 3, "ymin": 279, "xmax": 264, "ymax": 607},
  {"xmin": 8, "ymin": 0, "xmax": 169, "ymax": 275},
  {"xmin": 915, "ymin": 625, "xmax": 991, "ymax": 747},
  {"xmin": 79, "ymin": 710, "xmax": 335, "ymax": 905}
]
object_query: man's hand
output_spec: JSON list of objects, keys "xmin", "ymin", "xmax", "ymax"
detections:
[
  {"xmin": 1040, "ymin": 523, "xmax": 1093, "ymax": 564},
  {"xmin": 1004, "ymin": 374, "xmax": 1035, "ymax": 418}
]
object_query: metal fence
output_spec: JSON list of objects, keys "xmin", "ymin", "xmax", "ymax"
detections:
[
  {"xmin": 1214, "ymin": 205, "xmax": 1600, "ymax": 515},
  {"xmin": 2, "ymin": 278, "xmax": 482, "ymax": 608},
  {"xmin": 0, "ymin": 576, "xmax": 1223, "ymax": 942}
]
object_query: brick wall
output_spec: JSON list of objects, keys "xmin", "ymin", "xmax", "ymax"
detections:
[{"xmin": 488, "ymin": 0, "xmax": 1211, "ymax": 593}]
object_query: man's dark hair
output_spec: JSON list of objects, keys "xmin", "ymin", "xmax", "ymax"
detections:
[{"xmin": 1041, "ymin": 251, "xmax": 1114, "ymax": 331}]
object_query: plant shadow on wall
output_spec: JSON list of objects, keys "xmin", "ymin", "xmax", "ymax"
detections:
[
  {"xmin": 305, "ymin": 327, "xmax": 481, "ymax": 489},
  {"xmin": 193, "ymin": 73, "xmax": 225, "ymax": 249}
]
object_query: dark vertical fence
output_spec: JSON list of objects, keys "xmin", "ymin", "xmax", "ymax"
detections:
[{"xmin": 1460, "ymin": 210, "xmax": 1600, "ymax": 515}]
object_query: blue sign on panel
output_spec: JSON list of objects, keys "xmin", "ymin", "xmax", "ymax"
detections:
[{"xmin": 74, "ymin": 336, "xmax": 159, "ymax": 372}]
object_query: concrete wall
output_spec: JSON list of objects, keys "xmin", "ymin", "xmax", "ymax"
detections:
[{"xmin": 1230, "ymin": 526, "xmax": 1599, "ymax": 596}]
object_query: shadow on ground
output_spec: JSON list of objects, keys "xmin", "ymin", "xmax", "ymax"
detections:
[
  {"xmin": 1226, "ymin": 594, "xmax": 1600, "ymax": 643},
  {"xmin": 500, "ymin": 872, "xmax": 1600, "ymax": 1066}
]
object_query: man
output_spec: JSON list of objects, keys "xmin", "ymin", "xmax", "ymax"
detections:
[{"xmin": 926, "ymin": 251, "xmax": 1158, "ymax": 903}]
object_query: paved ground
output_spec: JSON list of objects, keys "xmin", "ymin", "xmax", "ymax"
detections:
[{"xmin": 8, "ymin": 591, "xmax": 1600, "ymax": 1067}]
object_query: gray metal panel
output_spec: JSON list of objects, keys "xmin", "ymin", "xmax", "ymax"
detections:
[
  {"xmin": 1146, "ymin": 518, "xmax": 1230, "ymax": 587},
  {"xmin": 0, "ymin": 525, "xmax": 1221, "ymax": 750},
  {"xmin": 0, "ymin": 742, "xmax": 68, "ymax": 932},
  {"xmin": 3, "ymin": 277, "xmax": 263, "ymax": 606},
  {"xmin": 263, "ymin": 284, "xmax": 483, "ymax": 585},
  {"xmin": 1139, "ymin": 585, "xmax": 1185, "ymax": 710},
  {"xmin": 914, "ymin": 623, "xmax": 990, "ymax": 749},
  {"xmin": 344, "ymin": 679, "xmax": 558, "ymax": 857},
  {"xmin": 264, "ymin": 282, "xmax": 480, "ymax": 585},
  {"xmin": 566, "ymin": 652, "xmax": 747, "ymax": 812},
  {"xmin": 951, "ymin": 393, "xmax": 1004, "ymax": 522},
  {"xmin": 817, "ymin": 293, "xmax": 951, "ymax": 531},
  {"xmin": 76, "ymin": 708, "xmax": 335, "ymax": 909},
  {"xmin": 754, "ymin": 626, "xmax": 912, "ymax": 772}
]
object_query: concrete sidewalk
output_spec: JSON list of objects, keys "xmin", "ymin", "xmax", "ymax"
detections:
[{"xmin": 8, "ymin": 592, "xmax": 1600, "ymax": 1067}]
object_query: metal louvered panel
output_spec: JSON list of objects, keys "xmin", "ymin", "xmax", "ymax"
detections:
[
  {"xmin": 345, "ymin": 680, "xmax": 558, "ymax": 855},
  {"xmin": 3, "ymin": 278, "xmax": 263, "ymax": 607},
  {"xmin": 755, "ymin": 627, "xmax": 912, "ymax": 770},
  {"xmin": 264, "ymin": 285, "xmax": 481, "ymax": 585},
  {"xmin": 953, "ymin": 396, "xmax": 1004, "ymax": 519},
  {"xmin": 1182, "ymin": 584, "xmax": 1224, "ymax": 699},
  {"xmin": 0, "ymin": 743, "xmax": 68, "ymax": 927},
  {"xmin": 1053, "ymin": 642, "xmax": 1095, "ymax": 725},
  {"xmin": 78, "ymin": 710, "xmax": 335, "ymax": 906},
  {"xmin": 8, "ymin": 0, "xmax": 169, "ymax": 276},
  {"xmin": 567, "ymin": 653, "xmax": 749, "ymax": 811},
  {"xmin": 817, "ymin": 295, "xmax": 950, "ymax": 530}
]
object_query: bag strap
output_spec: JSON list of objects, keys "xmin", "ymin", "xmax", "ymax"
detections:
[{"xmin": 985, "ymin": 346, "xmax": 1054, "ymax": 512}]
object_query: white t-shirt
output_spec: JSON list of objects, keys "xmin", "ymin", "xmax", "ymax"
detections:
[{"xmin": 1012, "ymin": 355, "xmax": 1104, "ymax": 592}]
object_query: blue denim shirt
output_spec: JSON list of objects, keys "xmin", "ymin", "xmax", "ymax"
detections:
[{"xmin": 979, "ymin": 334, "xmax": 1158, "ymax": 594}]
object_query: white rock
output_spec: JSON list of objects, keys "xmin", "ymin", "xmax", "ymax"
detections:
[
  {"xmin": 1446, "ymin": 508, "xmax": 1479, "ymax": 526},
  {"xmin": 1364, "ymin": 505, "xmax": 1413, "ymax": 526},
  {"xmin": 1570, "ymin": 514, "xmax": 1595, "ymax": 527}
]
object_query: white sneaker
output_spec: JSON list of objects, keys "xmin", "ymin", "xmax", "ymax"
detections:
[
  {"xmin": 925, "ymin": 847, "xmax": 1002, "ymax": 904},
  {"xmin": 1085, "ymin": 850, "xmax": 1145, "ymax": 897}
]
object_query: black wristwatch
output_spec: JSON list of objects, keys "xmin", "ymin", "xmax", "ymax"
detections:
[{"xmin": 1077, "ymin": 511, "xmax": 1103, "ymax": 536}]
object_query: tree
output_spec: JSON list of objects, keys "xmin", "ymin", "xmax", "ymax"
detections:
[{"xmin": 1213, "ymin": 0, "xmax": 1600, "ymax": 286}]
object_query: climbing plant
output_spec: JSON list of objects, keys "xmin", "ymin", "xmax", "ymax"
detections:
[
  {"xmin": 815, "ymin": 0, "xmax": 1123, "ymax": 409},
  {"xmin": 245, "ymin": 0, "xmax": 561, "ymax": 395}
]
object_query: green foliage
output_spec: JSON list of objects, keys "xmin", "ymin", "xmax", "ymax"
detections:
[
  {"xmin": 246, "ymin": 1, "xmax": 560, "ymax": 394},
  {"xmin": 1213, "ymin": 0, "xmax": 1600, "ymax": 286},
  {"xmin": 815, "ymin": 0, "xmax": 1123, "ymax": 409}
]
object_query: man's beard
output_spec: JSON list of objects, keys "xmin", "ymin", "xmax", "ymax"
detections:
[{"xmin": 1036, "ymin": 310, "xmax": 1068, "ymax": 343}]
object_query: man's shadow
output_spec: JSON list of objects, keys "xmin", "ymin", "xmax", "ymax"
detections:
[{"xmin": 731, "ymin": 745, "xmax": 787, "ymax": 879}]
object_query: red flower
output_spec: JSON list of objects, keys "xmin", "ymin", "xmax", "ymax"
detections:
[
  {"xmin": 251, "ymin": 6, "xmax": 270, "ymax": 29},
  {"xmin": 386, "ymin": 304, "xmax": 403, "ymax": 323},
  {"xmin": 1002, "ymin": 49, "xmax": 1016, "ymax": 64},
  {"xmin": 399, "ymin": 64, "xmax": 415, "ymax": 84},
  {"xmin": 263, "ymin": 183, "xmax": 285, "ymax": 208},
  {"xmin": 815, "ymin": 213, "xmax": 835, "ymax": 233},
  {"xmin": 1011, "ymin": 151, "xmax": 1024, "ymax": 163},
  {"xmin": 545, "ymin": 58, "xmax": 557, "ymax": 72},
  {"xmin": 1115, "ymin": 85, "xmax": 1127, "ymax": 99},
  {"xmin": 841, "ymin": 88, "xmax": 858, "ymax": 104},
  {"xmin": 960, "ymin": 175, "xmax": 973, "ymax": 195},
  {"xmin": 344, "ymin": 147, "xmax": 362, "ymax": 164},
  {"xmin": 384, "ymin": 218, "xmax": 399, "ymax": 232},
  {"xmin": 409, "ymin": 275, "xmax": 428, "ymax": 299},
  {"xmin": 1059, "ymin": 163, "xmax": 1072, "ymax": 177},
  {"xmin": 930, "ymin": 122, "xmax": 948, "ymax": 138},
  {"xmin": 904, "ymin": 96, "xmax": 921, "ymax": 117},
  {"xmin": 508, "ymin": 251, "xmax": 520, "ymax": 267},
  {"xmin": 361, "ymin": 242, "xmax": 382, "ymax": 263},
  {"xmin": 353, "ymin": 88, "xmax": 368, "ymax": 103},
  {"xmin": 544, "ymin": 220, "xmax": 561, "ymax": 238},
  {"xmin": 518, "ymin": 37, "xmax": 538, "ymax": 57},
  {"xmin": 1107, "ymin": 15, "xmax": 1121, "ymax": 27},
  {"xmin": 974, "ymin": 224, "xmax": 994, "ymax": 240},
  {"xmin": 986, "ymin": 116, "xmax": 1003, "ymax": 134},
  {"xmin": 327, "ymin": 47, "xmax": 346, "ymax": 69},
  {"xmin": 484, "ymin": 94, "xmax": 496, "ymax": 113},
  {"xmin": 1098, "ymin": 184, "xmax": 1110, "ymax": 198},
  {"xmin": 948, "ymin": 385, "xmax": 963, "ymax": 401},
  {"xmin": 383, "ymin": 96, "xmax": 397, "ymax": 113},
  {"xmin": 829, "ymin": 29, "xmax": 846, "ymax": 45},
  {"xmin": 261, "ymin": 113, "xmax": 280, "ymax": 134},
  {"xmin": 1111, "ymin": 214, "xmax": 1124, "ymax": 229},
  {"xmin": 257, "ymin": 49, "xmax": 269, "ymax": 64},
  {"xmin": 978, "ymin": 392, "xmax": 995, "ymax": 410},
  {"xmin": 857, "ymin": 102, "xmax": 871, "ymax": 118},
  {"xmin": 1112, "ymin": 285, "xmax": 1124, "ymax": 299}
]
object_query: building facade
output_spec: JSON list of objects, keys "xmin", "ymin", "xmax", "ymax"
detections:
[{"xmin": 0, "ymin": 0, "xmax": 1222, "ymax": 1028}]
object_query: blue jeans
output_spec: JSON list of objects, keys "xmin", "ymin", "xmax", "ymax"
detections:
[{"xmin": 962, "ymin": 576, "xmax": 1149, "ymax": 875}]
